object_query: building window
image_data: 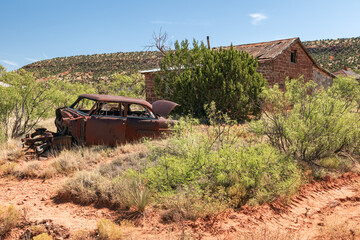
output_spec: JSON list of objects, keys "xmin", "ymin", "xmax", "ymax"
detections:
[{"xmin": 291, "ymin": 50, "xmax": 297, "ymax": 63}]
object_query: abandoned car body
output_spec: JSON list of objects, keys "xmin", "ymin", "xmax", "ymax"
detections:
[{"xmin": 23, "ymin": 94, "xmax": 179, "ymax": 155}]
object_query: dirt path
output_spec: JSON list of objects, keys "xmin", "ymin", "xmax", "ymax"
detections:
[
  {"xmin": 0, "ymin": 177, "xmax": 113, "ymax": 233},
  {"xmin": 1, "ymin": 173, "xmax": 360, "ymax": 239}
]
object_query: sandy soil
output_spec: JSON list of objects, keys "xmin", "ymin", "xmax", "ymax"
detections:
[{"xmin": 1, "ymin": 173, "xmax": 360, "ymax": 239}]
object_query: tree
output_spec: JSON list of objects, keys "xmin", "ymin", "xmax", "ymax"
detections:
[
  {"xmin": 155, "ymin": 39, "xmax": 267, "ymax": 121},
  {"xmin": 0, "ymin": 66, "xmax": 96, "ymax": 139},
  {"xmin": 145, "ymin": 28, "xmax": 171, "ymax": 56}
]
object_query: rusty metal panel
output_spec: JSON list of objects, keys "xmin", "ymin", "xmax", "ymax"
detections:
[
  {"xmin": 85, "ymin": 116, "xmax": 126, "ymax": 146},
  {"xmin": 125, "ymin": 117, "xmax": 159, "ymax": 142},
  {"xmin": 152, "ymin": 100, "xmax": 179, "ymax": 117}
]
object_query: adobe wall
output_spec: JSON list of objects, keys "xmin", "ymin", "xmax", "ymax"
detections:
[{"xmin": 258, "ymin": 42, "xmax": 313, "ymax": 88}]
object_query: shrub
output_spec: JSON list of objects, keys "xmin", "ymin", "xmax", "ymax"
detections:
[
  {"xmin": 118, "ymin": 178, "xmax": 151, "ymax": 212},
  {"xmin": 0, "ymin": 205, "xmax": 20, "ymax": 237},
  {"xmin": 251, "ymin": 77, "xmax": 360, "ymax": 166},
  {"xmin": 15, "ymin": 161, "xmax": 41, "ymax": 178},
  {"xmin": 32, "ymin": 233, "xmax": 53, "ymax": 240},
  {"xmin": 97, "ymin": 218, "xmax": 122, "ymax": 240},
  {"xmin": 145, "ymin": 116, "xmax": 301, "ymax": 207},
  {"xmin": 58, "ymin": 171, "xmax": 104, "ymax": 205},
  {"xmin": 0, "ymin": 162, "xmax": 17, "ymax": 176},
  {"xmin": 156, "ymin": 39, "xmax": 266, "ymax": 121},
  {"xmin": 161, "ymin": 185, "xmax": 227, "ymax": 221}
]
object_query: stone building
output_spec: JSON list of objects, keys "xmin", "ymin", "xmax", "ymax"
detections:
[
  {"xmin": 141, "ymin": 37, "xmax": 335, "ymax": 103},
  {"xmin": 333, "ymin": 67, "xmax": 360, "ymax": 80}
]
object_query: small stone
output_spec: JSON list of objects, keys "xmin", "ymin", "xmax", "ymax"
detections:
[
  {"xmin": 41, "ymin": 197, "xmax": 47, "ymax": 201},
  {"xmin": 330, "ymin": 200, "xmax": 340, "ymax": 208},
  {"xmin": 17, "ymin": 201, "xmax": 24, "ymax": 205}
]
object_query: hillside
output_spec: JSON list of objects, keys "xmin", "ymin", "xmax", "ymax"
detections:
[
  {"xmin": 21, "ymin": 51, "xmax": 163, "ymax": 83},
  {"xmin": 303, "ymin": 37, "xmax": 360, "ymax": 72},
  {"xmin": 20, "ymin": 37, "xmax": 360, "ymax": 83}
]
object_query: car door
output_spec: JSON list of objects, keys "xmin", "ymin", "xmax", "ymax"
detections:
[
  {"xmin": 125, "ymin": 103, "xmax": 159, "ymax": 142},
  {"xmin": 85, "ymin": 102, "xmax": 126, "ymax": 146}
]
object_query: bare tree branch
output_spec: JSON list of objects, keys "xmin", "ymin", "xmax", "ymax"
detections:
[{"xmin": 144, "ymin": 28, "xmax": 171, "ymax": 56}]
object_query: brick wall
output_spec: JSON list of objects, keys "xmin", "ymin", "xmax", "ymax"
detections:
[
  {"xmin": 257, "ymin": 42, "xmax": 313, "ymax": 88},
  {"xmin": 144, "ymin": 73, "xmax": 158, "ymax": 103}
]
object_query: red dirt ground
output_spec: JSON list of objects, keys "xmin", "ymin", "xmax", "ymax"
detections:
[{"xmin": 1, "ymin": 173, "xmax": 360, "ymax": 239}]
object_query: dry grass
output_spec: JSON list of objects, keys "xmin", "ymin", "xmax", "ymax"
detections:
[
  {"xmin": 110, "ymin": 141, "xmax": 149, "ymax": 157},
  {"xmin": 238, "ymin": 225, "xmax": 301, "ymax": 240},
  {"xmin": 17, "ymin": 161, "xmax": 42, "ymax": 178},
  {"xmin": 0, "ymin": 162, "xmax": 17, "ymax": 176},
  {"xmin": 50, "ymin": 146, "xmax": 105, "ymax": 175},
  {"xmin": 0, "ymin": 139, "xmax": 24, "ymax": 163},
  {"xmin": 0, "ymin": 205, "xmax": 21, "ymax": 237},
  {"xmin": 97, "ymin": 218, "xmax": 122, "ymax": 240},
  {"xmin": 71, "ymin": 230, "xmax": 95, "ymax": 240},
  {"xmin": 315, "ymin": 216, "xmax": 359, "ymax": 240},
  {"xmin": 30, "ymin": 224, "xmax": 47, "ymax": 236}
]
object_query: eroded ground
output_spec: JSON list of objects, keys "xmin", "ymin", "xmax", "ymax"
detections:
[{"xmin": 1, "ymin": 173, "xmax": 360, "ymax": 239}]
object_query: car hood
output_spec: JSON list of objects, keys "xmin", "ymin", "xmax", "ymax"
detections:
[{"xmin": 152, "ymin": 100, "xmax": 179, "ymax": 117}]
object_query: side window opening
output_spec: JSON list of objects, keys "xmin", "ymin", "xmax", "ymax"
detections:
[
  {"xmin": 291, "ymin": 50, "xmax": 297, "ymax": 63},
  {"xmin": 95, "ymin": 103, "xmax": 123, "ymax": 117},
  {"xmin": 71, "ymin": 98, "xmax": 96, "ymax": 114},
  {"xmin": 127, "ymin": 104, "xmax": 156, "ymax": 119}
]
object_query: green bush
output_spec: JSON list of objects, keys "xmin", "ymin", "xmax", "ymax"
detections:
[
  {"xmin": 251, "ymin": 77, "xmax": 360, "ymax": 166},
  {"xmin": 155, "ymin": 39, "xmax": 266, "ymax": 121},
  {"xmin": 144, "ymin": 116, "xmax": 301, "ymax": 207}
]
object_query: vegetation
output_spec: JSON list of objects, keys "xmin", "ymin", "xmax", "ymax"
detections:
[
  {"xmin": 304, "ymin": 37, "xmax": 360, "ymax": 72},
  {"xmin": 21, "ymin": 51, "xmax": 162, "ymax": 83},
  {"xmin": 0, "ymin": 66, "xmax": 96, "ymax": 140},
  {"xmin": 0, "ymin": 65, "xmax": 144, "ymax": 141},
  {"xmin": 97, "ymin": 218, "xmax": 122, "ymax": 240},
  {"xmin": 32, "ymin": 233, "xmax": 53, "ymax": 240},
  {"xmin": 0, "ymin": 205, "xmax": 20, "ymax": 237},
  {"xmin": 251, "ymin": 77, "xmax": 360, "ymax": 169},
  {"xmin": 155, "ymin": 39, "xmax": 266, "ymax": 121}
]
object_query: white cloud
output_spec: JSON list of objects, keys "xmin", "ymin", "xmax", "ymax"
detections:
[
  {"xmin": 25, "ymin": 57, "xmax": 39, "ymax": 62},
  {"xmin": 1, "ymin": 60, "xmax": 18, "ymax": 67},
  {"xmin": 250, "ymin": 13, "xmax": 268, "ymax": 25}
]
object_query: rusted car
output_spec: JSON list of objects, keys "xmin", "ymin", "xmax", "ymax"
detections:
[{"xmin": 23, "ymin": 94, "xmax": 179, "ymax": 155}]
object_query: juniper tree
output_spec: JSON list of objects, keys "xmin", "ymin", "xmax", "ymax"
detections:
[{"xmin": 155, "ymin": 39, "xmax": 266, "ymax": 121}]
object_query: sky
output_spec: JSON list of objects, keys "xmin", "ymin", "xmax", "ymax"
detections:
[{"xmin": 1, "ymin": 0, "xmax": 360, "ymax": 71}]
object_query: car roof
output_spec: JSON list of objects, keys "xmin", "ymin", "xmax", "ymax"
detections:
[{"xmin": 79, "ymin": 94, "xmax": 152, "ymax": 109}]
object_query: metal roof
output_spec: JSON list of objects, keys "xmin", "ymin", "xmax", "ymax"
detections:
[
  {"xmin": 215, "ymin": 38, "xmax": 299, "ymax": 61},
  {"xmin": 333, "ymin": 69, "xmax": 360, "ymax": 80},
  {"xmin": 79, "ymin": 94, "xmax": 152, "ymax": 108}
]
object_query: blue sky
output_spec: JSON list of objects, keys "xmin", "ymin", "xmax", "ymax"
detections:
[{"xmin": 1, "ymin": 0, "xmax": 360, "ymax": 71}]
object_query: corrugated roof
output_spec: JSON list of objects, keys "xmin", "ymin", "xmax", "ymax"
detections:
[
  {"xmin": 333, "ymin": 69, "xmax": 360, "ymax": 80},
  {"xmin": 216, "ymin": 37, "xmax": 336, "ymax": 78},
  {"xmin": 214, "ymin": 38, "xmax": 299, "ymax": 61}
]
